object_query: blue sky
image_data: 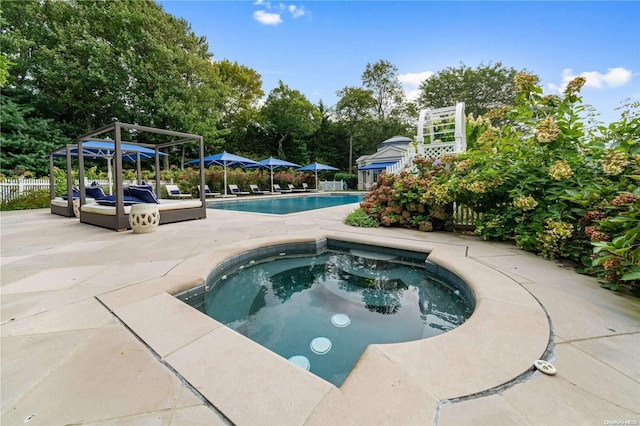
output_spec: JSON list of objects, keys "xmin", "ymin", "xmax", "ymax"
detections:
[{"xmin": 158, "ymin": 1, "xmax": 639, "ymax": 124}]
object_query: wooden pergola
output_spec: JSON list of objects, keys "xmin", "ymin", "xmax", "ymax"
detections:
[{"xmin": 50, "ymin": 122, "xmax": 206, "ymax": 231}]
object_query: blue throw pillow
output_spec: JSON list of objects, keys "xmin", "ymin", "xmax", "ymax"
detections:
[
  {"xmin": 86, "ymin": 186, "xmax": 105, "ymax": 199},
  {"xmin": 95, "ymin": 195, "xmax": 145, "ymax": 206},
  {"xmin": 128, "ymin": 185, "xmax": 160, "ymax": 204},
  {"xmin": 61, "ymin": 187, "xmax": 80, "ymax": 200}
]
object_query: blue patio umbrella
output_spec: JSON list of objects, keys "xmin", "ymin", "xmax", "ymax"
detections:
[
  {"xmin": 187, "ymin": 151, "xmax": 259, "ymax": 196},
  {"xmin": 296, "ymin": 162, "xmax": 339, "ymax": 190},
  {"xmin": 244, "ymin": 157, "xmax": 301, "ymax": 193},
  {"xmin": 52, "ymin": 141, "xmax": 165, "ymax": 194}
]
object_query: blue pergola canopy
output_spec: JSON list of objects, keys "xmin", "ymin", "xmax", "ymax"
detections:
[
  {"xmin": 51, "ymin": 140, "xmax": 166, "ymax": 195},
  {"xmin": 52, "ymin": 141, "xmax": 164, "ymax": 161}
]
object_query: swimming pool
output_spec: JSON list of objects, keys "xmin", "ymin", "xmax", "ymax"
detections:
[
  {"xmin": 198, "ymin": 242, "xmax": 473, "ymax": 386},
  {"xmin": 208, "ymin": 193, "xmax": 364, "ymax": 214}
]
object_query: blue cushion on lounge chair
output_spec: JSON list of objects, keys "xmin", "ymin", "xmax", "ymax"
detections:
[
  {"xmin": 170, "ymin": 189, "xmax": 180, "ymax": 195},
  {"xmin": 96, "ymin": 195, "xmax": 145, "ymax": 206},
  {"xmin": 128, "ymin": 185, "xmax": 159, "ymax": 204}
]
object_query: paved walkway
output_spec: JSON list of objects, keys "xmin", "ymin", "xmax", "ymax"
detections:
[{"xmin": 1, "ymin": 205, "xmax": 638, "ymax": 425}]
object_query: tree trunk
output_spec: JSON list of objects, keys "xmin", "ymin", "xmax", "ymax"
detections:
[{"xmin": 277, "ymin": 133, "xmax": 288, "ymax": 159}]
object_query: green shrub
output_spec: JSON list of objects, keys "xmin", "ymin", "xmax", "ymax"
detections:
[
  {"xmin": 448, "ymin": 74, "xmax": 639, "ymax": 292},
  {"xmin": 344, "ymin": 207, "xmax": 379, "ymax": 228},
  {"xmin": 353, "ymin": 73, "xmax": 639, "ymax": 292},
  {"xmin": 334, "ymin": 173, "xmax": 356, "ymax": 181},
  {"xmin": 359, "ymin": 155, "xmax": 457, "ymax": 232},
  {"xmin": 0, "ymin": 189, "xmax": 50, "ymax": 211}
]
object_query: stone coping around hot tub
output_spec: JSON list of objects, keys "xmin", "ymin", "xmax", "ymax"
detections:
[
  {"xmin": 174, "ymin": 235, "xmax": 458, "ymax": 312},
  {"xmin": 97, "ymin": 231, "xmax": 551, "ymax": 426}
]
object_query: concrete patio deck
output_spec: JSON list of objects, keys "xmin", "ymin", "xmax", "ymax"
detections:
[{"xmin": 1, "ymin": 203, "xmax": 639, "ymax": 425}]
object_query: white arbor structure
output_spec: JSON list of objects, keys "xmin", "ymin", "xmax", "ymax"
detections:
[{"xmin": 385, "ymin": 102, "xmax": 466, "ymax": 175}]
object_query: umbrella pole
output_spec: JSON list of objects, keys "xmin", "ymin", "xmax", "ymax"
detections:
[
  {"xmin": 270, "ymin": 168, "xmax": 274, "ymax": 193},
  {"xmin": 315, "ymin": 170, "xmax": 318, "ymax": 190},
  {"xmin": 107, "ymin": 156, "xmax": 113, "ymax": 195},
  {"xmin": 224, "ymin": 163, "xmax": 228, "ymax": 196}
]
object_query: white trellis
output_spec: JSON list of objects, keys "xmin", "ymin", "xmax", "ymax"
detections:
[{"xmin": 386, "ymin": 102, "xmax": 466, "ymax": 175}]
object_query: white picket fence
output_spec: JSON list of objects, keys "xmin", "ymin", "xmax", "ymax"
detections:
[
  {"xmin": 0, "ymin": 178, "xmax": 111, "ymax": 202},
  {"xmin": 453, "ymin": 203, "xmax": 482, "ymax": 230},
  {"xmin": 319, "ymin": 180, "xmax": 346, "ymax": 191},
  {"xmin": 0, "ymin": 178, "xmax": 50, "ymax": 202}
]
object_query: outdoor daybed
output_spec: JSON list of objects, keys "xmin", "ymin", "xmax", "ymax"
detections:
[
  {"xmin": 80, "ymin": 198, "xmax": 203, "ymax": 230},
  {"xmin": 50, "ymin": 180, "xmax": 106, "ymax": 217},
  {"xmin": 51, "ymin": 196, "xmax": 96, "ymax": 217},
  {"xmin": 49, "ymin": 122, "xmax": 207, "ymax": 231}
]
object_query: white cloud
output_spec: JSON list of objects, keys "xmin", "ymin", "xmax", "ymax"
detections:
[
  {"xmin": 549, "ymin": 67, "xmax": 633, "ymax": 93},
  {"xmin": 254, "ymin": 10, "xmax": 282, "ymax": 25},
  {"xmin": 399, "ymin": 71, "xmax": 434, "ymax": 100},
  {"xmin": 253, "ymin": 3, "xmax": 306, "ymax": 24},
  {"xmin": 399, "ymin": 71, "xmax": 434, "ymax": 87},
  {"xmin": 288, "ymin": 4, "xmax": 306, "ymax": 18}
]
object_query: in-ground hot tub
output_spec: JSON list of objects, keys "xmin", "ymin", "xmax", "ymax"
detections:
[
  {"xmin": 105, "ymin": 232, "xmax": 550, "ymax": 425},
  {"xmin": 177, "ymin": 239, "xmax": 475, "ymax": 386}
]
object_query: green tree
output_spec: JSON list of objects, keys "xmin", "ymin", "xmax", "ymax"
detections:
[
  {"xmin": 416, "ymin": 62, "xmax": 524, "ymax": 117},
  {"xmin": 361, "ymin": 59, "xmax": 405, "ymax": 121},
  {"xmin": 1, "ymin": 0, "xmax": 230, "ymax": 170},
  {"xmin": 0, "ymin": 94, "xmax": 71, "ymax": 177},
  {"xmin": 261, "ymin": 81, "xmax": 321, "ymax": 163},
  {"xmin": 215, "ymin": 59, "xmax": 264, "ymax": 132},
  {"xmin": 305, "ymin": 100, "xmax": 350, "ymax": 171},
  {"xmin": 335, "ymin": 86, "xmax": 376, "ymax": 172},
  {"xmin": 213, "ymin": 59, "xmax": 265, "ymax": 158}
]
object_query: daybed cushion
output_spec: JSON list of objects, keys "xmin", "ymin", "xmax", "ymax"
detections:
[
  {"xmin": 51, "ymin": 197, "xmax": 96, "ymax": 207},
  {"xmin": 156, "ymin": 199, "xmax": 202, "ymax": 211},
  {"xmin": 96, "ymin": 195, "xmax": 145, "ymax": 206},
  {"xmin": 81, "ymin": 199, "xmax": 202, "ymax": 215},
  {"xmin": 127, "ymin": 185, "xmax": 159, "ymax": 204}
]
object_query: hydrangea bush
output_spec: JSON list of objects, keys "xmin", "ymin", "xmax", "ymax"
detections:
[
  {"xmin": 358, "ymin": 74, "xmax": 639, "ymax": 292},
  {"xmin": 360, "ymin": 155, "xmax": 458, "ymax": 232}
]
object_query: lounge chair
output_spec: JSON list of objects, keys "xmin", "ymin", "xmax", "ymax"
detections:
[
  {"xmin": 249, "ymin": 184, "xmax": 270, "ymax": 195},
  {"xmin": 228, "ymin": 184, "xmax": 250, "ymax": 196},
  {"xmin": 272, "ymin": 184, "xmax": 293, "ymax": 193},
  {"xmin": 287, "ymin": 184, "xmax": 307, "ymax": 193},
  {"xmin": 198, "ymin": 184, "xmax": 221, "ymax": 198},
  {"xmin": 165, "ymin": 184, "xmax": 192, "ymax": 199},
  {"xmin": 302, "ymin": 183, "xmax": 319, "ymax": 192}
]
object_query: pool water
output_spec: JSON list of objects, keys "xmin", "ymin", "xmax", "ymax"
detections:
[
  {"xmin": 204, "ymin": 250, "xmax": 473, "ymax": 387},
  {"xmin": 208, "ymin": 193, "xmax": 364, "ymax": 214}
]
